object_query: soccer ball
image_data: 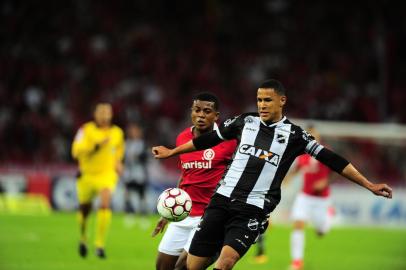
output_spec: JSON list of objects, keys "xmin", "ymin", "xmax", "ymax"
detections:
[{"xmin": 157, "ymin": 188, "xmax": 192, "ymax": 222}]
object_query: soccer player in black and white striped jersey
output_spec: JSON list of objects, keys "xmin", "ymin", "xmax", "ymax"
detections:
[{"xmin": 152, "ymin": 79, "xmax": 393, "ymax": 270}]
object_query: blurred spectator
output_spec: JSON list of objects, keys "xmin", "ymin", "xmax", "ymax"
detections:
[{"xmin": 122, "ymin": 122, "xmax": 149, "ymax": 214}]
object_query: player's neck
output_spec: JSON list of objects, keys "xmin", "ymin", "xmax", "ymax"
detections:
[
  {"xmin": 263, "ymin": 115, "xmax": 283, "ymax": 125},
  {"xmin": 95, "ymin": 122, "xmax": 111, "ymax": 129}
]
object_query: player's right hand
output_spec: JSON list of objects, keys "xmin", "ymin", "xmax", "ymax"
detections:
[
  {"xmin": 152, "ymin": 146, "xmax": 172, "ymax": 159},
  {"xmin": 151, "ymin": 217, "xmax": 168, "ymax": 237}
]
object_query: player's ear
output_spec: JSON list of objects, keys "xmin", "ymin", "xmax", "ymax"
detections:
[
  {"xmin": 280, "ymin": 95, "xmax": 287, "ymax": 107},
  {"xmin": 214, "ymin": 111, "xmax": 220, "ymax": 121}
]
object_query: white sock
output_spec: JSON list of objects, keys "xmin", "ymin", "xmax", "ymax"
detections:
[{"xmin": 290, "ymin": 229, "xmax": 305, "ymax": 261}]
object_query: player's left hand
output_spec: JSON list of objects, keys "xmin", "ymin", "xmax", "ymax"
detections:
[
  {"xmin": 151, "ymin": 217, "xmax": 168, "ymax": 237},
  {"xmin": 370, "ymin": 183, "xmax": 393, "ymax": 199}
]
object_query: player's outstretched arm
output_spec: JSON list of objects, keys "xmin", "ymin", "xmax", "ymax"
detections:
[
  {"xmin": 313, "ymin": 146, "xmax": 393, "ymax": 199},
  {"xmin": 152, "ymin": 140, "xmax": 196, "ymax": 159},
  {"xmin": 340, "ymin": 163, "xmax": 393, "ymax": 199}
]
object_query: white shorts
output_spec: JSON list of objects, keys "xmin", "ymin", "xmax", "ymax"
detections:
[
  {"xmin": 158, "ymin": 216, "xmax": 201, "ymax": 256},
  {"xmin": 290, "ymin": 192, "xmax": 332, "ymax": 233}
]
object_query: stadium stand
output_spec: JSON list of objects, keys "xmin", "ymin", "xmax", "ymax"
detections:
[{"xmin": 0, "ymin": 0, "xmax": 405, "ymax": 186}]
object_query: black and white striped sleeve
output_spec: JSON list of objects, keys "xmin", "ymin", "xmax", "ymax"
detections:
[
  {"xmin": 217, "ymin": 114, "xmax": 246, "ymax": 140},
  {"xmin": 193, "ymin": 115, "xmax": 245, "ymax": 150}
]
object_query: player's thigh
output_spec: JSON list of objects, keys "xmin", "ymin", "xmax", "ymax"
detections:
[
  {"xmin": 189, "ymin": 195, "xmax": 230, "ymax": 257},
  {"xmin": 223, "ymin": 204, "xmax": 267, "ymax": 258},
  {"xmin": 158, "ymin": 219, "xmax": 195, "ymax": 256},
  {"xmin": 291, "ymin": 193, "xmax": 311, "ymax": 222},
  {"xmin": 76, "ymin": 175, "xmax": 96, "ymax": 204}
]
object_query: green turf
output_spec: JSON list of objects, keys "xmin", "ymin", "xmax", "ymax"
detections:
[{"xmin": 0, "ymin": 212, "xmax": 405, "ymax": 270}]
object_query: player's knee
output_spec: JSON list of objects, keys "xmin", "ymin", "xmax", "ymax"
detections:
[
  {"xmin": 174, "ymin": 252, "xmax": 187, "ymax": 270},
  {"xmin": 213, "ymin": 245, "xmax": 240, "ymax": 270},
  {"xmin": 185, "ymin": 260, "xmax": 196, "ymax": 270},
  {"xmin": 99, "ymin": 204, "xmax": 110, "ymax": 210},
  {"xmin": 215, "ymin": 251, "xmax": 239, "ymax": 270},
  {"xmin": 98, "ymin": 200, "xmax": 110, "ymax": 209},
  {"xmin": 216, "ymin": 256, "xmax": 238, "ymax": 270}
]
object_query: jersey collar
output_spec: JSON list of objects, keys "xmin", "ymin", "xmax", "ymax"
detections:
[{"xmin": 260, "ymin": 116, "xmax": 286, "ymax": 127}]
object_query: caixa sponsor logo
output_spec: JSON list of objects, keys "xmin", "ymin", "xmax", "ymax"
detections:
[{"xmin": 239, "ymin": 144, "xmax": 280, "ymax": 166}]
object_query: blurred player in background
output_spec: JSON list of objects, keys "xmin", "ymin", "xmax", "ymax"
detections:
[
  {"xmin": 252, "ymin": 219, "xmax": 271, "ymax": 264},
  {"xmin": 253, "ymin": 234, "xmax": 267, "ymax": 263},
  {"xmin": 151, "ymin": 92, "xmax": 237, "ymax": 270},
  {"xmin": 286, "ymin": 126, "xmax": 332, "ymax": 270},
  {"xmin": 122, "ymin": 122, "xmax": 149, "ymax": 215},
  {"xmin": 152, "ymin": 79, "xmax": 393, "ymax": 270},
  {"xmin": 71, "ymin": 103, "xmax": 125, "ymax": 259}
]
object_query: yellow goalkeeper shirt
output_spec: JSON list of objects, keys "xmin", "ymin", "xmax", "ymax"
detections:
[{"xmin": 72, "ymin": 121, "xmax": 125, "ymax": 175}]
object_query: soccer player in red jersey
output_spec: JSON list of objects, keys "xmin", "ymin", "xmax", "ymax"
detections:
[
  {"xmin": 152, "ymin": 92, "xmax": 237, "ymax": 270},
  {"xmin": 288, "ymin": 126, "xmax": 332, "ymax": 270}
]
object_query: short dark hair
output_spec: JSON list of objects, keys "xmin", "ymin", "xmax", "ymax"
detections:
[
  {"xmin": 193, "ymin": 92, "xmax": 220, "ymax": 111},
  {"xmin": 259, "ymin": 79, "xmax": 286, "ymax": 95}
]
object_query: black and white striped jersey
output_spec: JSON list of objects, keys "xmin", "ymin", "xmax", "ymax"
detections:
[{"xmin": 214, "ymin": 113, "xmax": 324, "ymax": 213}]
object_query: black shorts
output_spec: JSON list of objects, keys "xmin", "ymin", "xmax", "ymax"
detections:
[{"xmin": 189, "ymin": 193, "xmax": 268, "ymax": 258}]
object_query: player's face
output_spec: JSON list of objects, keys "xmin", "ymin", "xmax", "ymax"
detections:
[
  {"xmin": 127, "ymin": 124, "xmax": 142, "ymax": 139},
  {"xmin": 257, "ymin": 88, "xmax": 286, "ymax": 122},
  {"xmin": 191, "ymin": 100, "xmax": 219, "ymax": 133},
  {"xmin": 94, "ymin": 104, "xmax": 113, "ymax": 127}
]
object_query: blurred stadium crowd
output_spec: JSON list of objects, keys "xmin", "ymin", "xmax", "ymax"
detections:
[{"xmin": 0, "ymin": 0, "xmax": 405, "ymax": 184}]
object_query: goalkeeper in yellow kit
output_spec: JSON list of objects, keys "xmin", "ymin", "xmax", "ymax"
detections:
[{"xmin": 71, "ymin": 103, "xmax": 125, "ymax": 259}]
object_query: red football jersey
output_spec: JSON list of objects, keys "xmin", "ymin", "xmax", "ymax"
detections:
[
  {"xmin": 177, "ymin": 127, "xmax": 237, "ymax": 216},
  {"xmin": 297, "ymin": 154, "xmax": 331, "ymax": 197}
]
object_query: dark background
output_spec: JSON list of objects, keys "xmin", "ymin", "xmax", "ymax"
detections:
[{"xmin": 1, "ymin": 0, "xmax": 405, "ymax": 165}]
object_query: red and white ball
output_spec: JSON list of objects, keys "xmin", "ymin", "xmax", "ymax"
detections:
[{"xmin": 157, "ymin": 188, "xmax": 192, "ymax": 222}]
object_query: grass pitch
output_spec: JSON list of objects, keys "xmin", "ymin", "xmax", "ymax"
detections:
[{"xmin": 0, "ymin": 212, "xmax": 405, "ymax": 270}]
